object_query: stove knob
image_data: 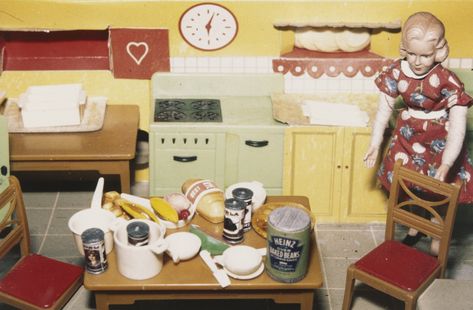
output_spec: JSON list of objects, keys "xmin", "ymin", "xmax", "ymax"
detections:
[{"xmin": 0, "ymin": 165, "xmax": 7, "ymax": 176}]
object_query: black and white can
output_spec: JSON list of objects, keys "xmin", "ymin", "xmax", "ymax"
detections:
[
  {"xmin": 223, "ymin": 198, "xmax": 246, "ymax": 244},
  {"xmin": 127, "ymin": 221, "xmax": 150, "ymax": 246},
  {"xmin": 232, "ymin": 187, "xmax": 254, "ymax": 232},
  {"xmin": 81, "ymin": 227, "xmax": 108, "ymax": 274}
]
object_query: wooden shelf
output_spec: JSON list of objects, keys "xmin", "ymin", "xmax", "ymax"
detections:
[{"xmin": 273, "ymin": 47, "xmax": 393, "ymax": 78}]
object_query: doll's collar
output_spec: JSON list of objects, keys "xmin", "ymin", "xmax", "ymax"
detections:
[{"xmin": 400, "ymin": 60, "xmax": 439, "ymax": 79}]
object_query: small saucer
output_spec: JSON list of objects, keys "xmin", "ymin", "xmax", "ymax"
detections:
[{"xmin": 223, "ymin": 263, "xmax": 265, "ymax": 280}]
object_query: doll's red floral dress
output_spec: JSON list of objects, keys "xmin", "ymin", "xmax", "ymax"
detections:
[{"xmin": 375, "ymin": 59, "xmax": 473, "ymax": 204}]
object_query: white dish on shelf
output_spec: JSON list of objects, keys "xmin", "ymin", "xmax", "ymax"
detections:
[
  {"xmin": 120, "ymin": 193, "xmax": 195, "ymax": 229},
  {"xmin": 224, "ymin": 181, "xmax": 267, "ymax": 210}
]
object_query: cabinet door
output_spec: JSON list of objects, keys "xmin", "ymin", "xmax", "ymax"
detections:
[
  {"xmin": 150, "ymin": 133, "xmax": 225, "ymax": 195},
  {"xmin": 283, "ymin": 127, "xmax": 344, "ymax": 222},
  {"xmin": 339, "ymin": 128, "xmax": 387, "ymax": 222},
  {"xmin": 225, "ymin": 132, "xmax": 284, "ymax": 194}
]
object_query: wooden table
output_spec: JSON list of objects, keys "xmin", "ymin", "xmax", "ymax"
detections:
[
  {"xmin": 84, "ymin": 196, "xmax": 323, "ymax": 310},
  {"xmin": 9, "ymin": 105, "xmax": 139, "ymax": 193}
]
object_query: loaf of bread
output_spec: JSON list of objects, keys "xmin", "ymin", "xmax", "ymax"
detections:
[{"xmin": 182, "ymin": 179, "xmax": 224, "ymax": 223}]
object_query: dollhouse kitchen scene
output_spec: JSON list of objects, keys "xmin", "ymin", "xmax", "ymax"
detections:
[{"xmin": 1, "ymin": 1, "xmax": 473, "ymax": 310}]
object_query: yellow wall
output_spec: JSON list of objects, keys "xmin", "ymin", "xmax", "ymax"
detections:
[
  {"xmin": 1, "ymin": 1, "xmax": 473, "ymax": 57},
  {"xmin": 1, "ymin": 0, "xmax": 473, "ymax": 183}
]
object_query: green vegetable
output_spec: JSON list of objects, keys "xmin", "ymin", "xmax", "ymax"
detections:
[{"xmin": 189, "ymin": 224, "xmax": 230, "ymax": 255}]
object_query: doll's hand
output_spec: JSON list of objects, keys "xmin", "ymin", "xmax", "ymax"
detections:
[
  {"xmin": 363, "ymin": 146, "xmax": 379, "ymax": 168},
  {"xmin": 434, "ymin": 164, "xmax": 450, "ymax": 182}
]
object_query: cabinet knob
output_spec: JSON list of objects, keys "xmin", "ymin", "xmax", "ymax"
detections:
[
  {"xmin": 173, "ymin": 155, "xmax": 197, "ymax": 163},
  {"xmin": 245, "ymin": 140, "xmax": 269, "ymax": 147},
  {"xmin": 345, "ymin": 165, "xmax": 349, "ymax": 169},
  {"xmin": 337, "ymin": 165, "xmax": 341, "ymax": 169}
]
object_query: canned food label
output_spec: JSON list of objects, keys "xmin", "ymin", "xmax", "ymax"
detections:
[
  {"xmin": 223, "ymin": 206, "xmax": 245, "ymax": 243},
  {"xmin": 184, "ymin": 179, "xmax": 222, "ymax": 207},
  {"xmin": 84, "ymin": 242, "xmax": 108, "ymax": 274},
  {"xmin": 268, "ymin": 236, "xmax": 304, "ymax": 272}
]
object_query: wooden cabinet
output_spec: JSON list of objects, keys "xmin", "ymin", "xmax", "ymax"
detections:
[{"xmin": 283, "ymin": 126, "xmax": 388, "ymax": 223}]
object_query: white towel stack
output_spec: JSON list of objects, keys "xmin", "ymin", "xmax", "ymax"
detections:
[
  {"xmin": 19, "ymin": 84, "xmax": 87, "ymax": 128},
  {"xmin": 301, "ymin": 100, "xmax": 369, "ymax": 127}
]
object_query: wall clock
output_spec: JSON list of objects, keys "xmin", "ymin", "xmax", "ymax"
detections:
[{"xmin": 179, "ymin": 2, "xmax": 238, "ymax": 51}]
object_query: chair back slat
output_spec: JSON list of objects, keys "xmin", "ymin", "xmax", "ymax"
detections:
[
  {"xmin": 386, "ymin": 160, "xmax": 461, "ymax": 277},
  {"xmin": 0, "ymin": 176, "xmax": 31, "ymax": 259}
]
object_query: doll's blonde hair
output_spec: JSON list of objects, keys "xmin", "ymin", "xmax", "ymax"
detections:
[{"xmin": 399, "ymin": 12, "xmax": 449, "ymax": 63}]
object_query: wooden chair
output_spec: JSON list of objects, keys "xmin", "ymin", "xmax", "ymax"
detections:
[
  {"xmin": 0, "ymin": 176, "xmax": 83, "ymax": 310},
  {"xmin": 342, "ymin": 161, "xmax": 461, "ymax": 310}
]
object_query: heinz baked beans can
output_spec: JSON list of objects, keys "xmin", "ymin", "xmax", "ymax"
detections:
[{"xmin": 265, "ymin": 206, "xmax": 310, "ymax": 283}]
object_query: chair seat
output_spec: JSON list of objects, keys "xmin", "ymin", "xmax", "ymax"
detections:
[
  {"xmin": 0, "ymin": 253, "xmax": 83, "ymax": 309},
  {"xmin": 355, "ymin": 240, "xmax": 439, "ymax": 292}
]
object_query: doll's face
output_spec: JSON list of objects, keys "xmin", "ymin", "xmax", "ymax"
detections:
[{"xmin": 404, "ymin": 37, "xmax": 437, "ymax": 76}]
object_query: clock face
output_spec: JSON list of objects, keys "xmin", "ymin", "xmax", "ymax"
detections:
[{"xmin": 179, "ymin": 3, "xmax": 238, "ymax": 51}]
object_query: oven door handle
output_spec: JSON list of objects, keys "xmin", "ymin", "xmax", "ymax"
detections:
[
  {"xmin": 245, "ymin": 140, "xmax": 269, "ymax": 148},
  {"xmin": 173, "ymin": 155, "xmax": 198, "ymax": 163}
]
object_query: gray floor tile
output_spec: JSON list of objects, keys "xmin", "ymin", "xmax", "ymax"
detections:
[
  {"xmin": 57, "ymin": 191, "xmax": 94, "ymax": 209},
  {"xmin": 322, "ymin": 257, "xmax": 357, "ymax": 289},
  {"xmin": 40, "ymin": 234, "xmax": 81, "ymax": 258},
  {"xmin": 30, "ymin": 234, "xmax": 45, "ymax": 253},
  {"xmin": 317, "ymin": 230, "xmax": 376, "ymax": 258},
  {"xmin": 23, "ymin": 192, "xmax": 58, "ymax": 208},
  {"xmin": 25, "ymin": 208, "xmax": 52, "ymax": 235},
  {"xmin": 330, "ymin": 285, "xmax": 403, "ymax": 310},
  {"xmin": 49, "ymin": 208, "xmax": 83, "ymax": 234}
]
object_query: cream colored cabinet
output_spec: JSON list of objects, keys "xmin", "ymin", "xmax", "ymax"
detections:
[{"xmin": 283, "ymin": 126, "xmax": 388, "ymax": 223}]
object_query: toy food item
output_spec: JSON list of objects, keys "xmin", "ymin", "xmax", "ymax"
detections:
[
  {"xmin": 181, "ymin": 179, "xmax": 224, "ymax": 223},
  {"xmin": 150, "ymin": 197, "xmax": 179, "ymax": 223},
  {"xmin": 116, "ymin": 198, "xmax": 159, "ymax": 223},
  {"xmin": 164, "ymin": 193, "xmax": 191, "ymax": 212}
]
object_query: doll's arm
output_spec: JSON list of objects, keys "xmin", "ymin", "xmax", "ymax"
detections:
[
  {"xmin": 435, "ymin": 105, "xmax": 468, "ymax": 181},
  {"xmin": 363, "ymin": 93, "xmax": 396, "ymax": 168}
]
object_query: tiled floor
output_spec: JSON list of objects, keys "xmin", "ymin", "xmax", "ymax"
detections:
[{"xmin": 1, "ymin": 177, "xmax": 473, "ymax": 310}]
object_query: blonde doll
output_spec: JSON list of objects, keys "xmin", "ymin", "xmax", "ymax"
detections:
[{"xmin": 364, "ymin": 12, "xmax": 473, "ymax": 248}]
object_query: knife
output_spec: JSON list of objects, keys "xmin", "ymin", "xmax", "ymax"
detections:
[{"xmin": 199, "ymin": 250, "xmax": 231, "ymax": 288}]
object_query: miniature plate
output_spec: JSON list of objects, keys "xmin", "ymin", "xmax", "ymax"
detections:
[
  {"xmin": 223, "ymin": 263, "xmax": 265, "ymax": 280},
  {"xmin": 251, "ymin": 202, "xmax": 316, "ymax": 239}
]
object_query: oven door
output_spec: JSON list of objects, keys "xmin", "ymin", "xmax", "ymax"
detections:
[{"xmin": 150, "ymin": 132, "xmax": 225, "ymax": 195}]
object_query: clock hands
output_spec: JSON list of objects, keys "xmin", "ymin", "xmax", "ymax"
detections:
[{"xmin": 205, "ymin": 13, "xmax": 215, "ymax": 35}]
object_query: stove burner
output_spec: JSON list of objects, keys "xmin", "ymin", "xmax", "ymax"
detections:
[
  {"xmin": 191, "ymin": 100, "xmax": 219, "ymax": 110},
  {"xmin": 158, "ymin": 100, "xmax": 186, "ymax": 110},
  {"xmin": 156, "ymin": 110, "xmax": 186, "ymax": 121},
  {"xmin": 154, "ymin": 98, "xmax": 222, "ymax": 122},
  {"xmin": 190, "ymin": 111, "xmax": 220, "ymax": 121}
]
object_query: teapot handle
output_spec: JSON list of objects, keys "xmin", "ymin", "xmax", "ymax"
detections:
[{"xmin": 149, "ymin": 239, "xmax": 168, "ymax": 255}]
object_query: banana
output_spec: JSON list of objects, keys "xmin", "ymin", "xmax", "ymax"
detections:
[
  {"xmin": 150, "ymin": 197, "xmax": 179, "ymax": 223},
  {"xmin": 117, "ymin": 198, "xmax": 159, "ymax": 222}
]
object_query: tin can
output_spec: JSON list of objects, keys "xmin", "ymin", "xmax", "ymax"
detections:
[
  {"xmin": 232, "ymin": 187, "xmax": 253, "ymax": 232},
  {"xmin": 127, "ymin": 221, "xmax": 150, "ymax": 246},
  {"xmin": 81, "ymin": 227, "xmax": 108, "ymax": 274},
  {"xmin": 265, "ymin": 206, "xmax": 311, "ymax": 283},
  {"xmin": 223, "ymin": 198, "xmax": 246, "ymax": 244}
]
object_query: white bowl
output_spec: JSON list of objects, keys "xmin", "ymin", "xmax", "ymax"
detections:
[
  {"xmin": 214, "ymin": 245, "xmax": 265, "ymax": 276},
  {"xmin": 225, "ymin": 181, "xmax": 267, "ymax": 210},
  {"xmin": 68, "ymin": 208, "xmax": 117, "ymax": 255},
  {"xmin": 165, "ymin": 232, "xmax": 201, "ymax": 263}
]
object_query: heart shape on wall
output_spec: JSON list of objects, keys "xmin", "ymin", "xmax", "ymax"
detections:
[{"xmin": 126, "ymin": 41, "xmax": 149, "ymax": 65}]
